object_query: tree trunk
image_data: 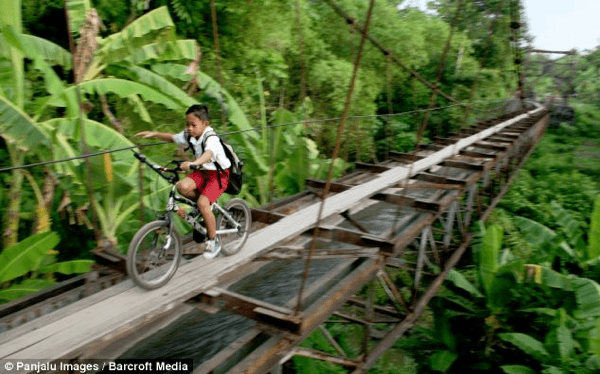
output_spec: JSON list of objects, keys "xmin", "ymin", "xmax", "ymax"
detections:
[{"xmin": 3, "ymin": 147, "xmax": 24, "ymax": 248}]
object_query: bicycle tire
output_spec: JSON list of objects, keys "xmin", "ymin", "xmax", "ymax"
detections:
[
  {"xmin": 127, "ymin": 220, "xmax": 182, "ymax": 290},
  {"xmin": 216, "ymin": 199, "xmax": 252, "ymax": 256}
]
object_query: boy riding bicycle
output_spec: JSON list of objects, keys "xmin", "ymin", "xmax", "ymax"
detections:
[{"xmin": 136, "ymin": 104, "xmax": 230, "ymax": 259}]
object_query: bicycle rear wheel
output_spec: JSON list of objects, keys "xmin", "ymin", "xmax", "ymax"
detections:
[
  {"xmin": 127, "ymin": 220, "xmax": 182, "ymax": 290},
  {"xmin": 216, "ymin": 199, "xmax": 251, "ymax": 256}
]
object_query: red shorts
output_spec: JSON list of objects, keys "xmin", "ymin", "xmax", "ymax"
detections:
[{"xmin": 187, "ymin": 169, "xmax": 230, "ymax": 204}]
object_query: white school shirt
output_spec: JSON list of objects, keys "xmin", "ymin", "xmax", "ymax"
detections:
[{"xmin": 172, "ymin": 127, "xmax": 231, "ymax": 170}]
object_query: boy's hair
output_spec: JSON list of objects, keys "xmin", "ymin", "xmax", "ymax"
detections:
[{"xmin": 186, "ymin": 104, "xmax": 210, "ymax": 122}]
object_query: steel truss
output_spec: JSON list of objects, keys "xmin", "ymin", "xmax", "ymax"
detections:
[{"xmin": 190, "ymin": 110, "xmax": 549, "ymax": 373}]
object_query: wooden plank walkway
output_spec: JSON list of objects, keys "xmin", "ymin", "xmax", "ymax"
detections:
[{"xmin": 0, "ymin": 105, "xmax": 544, "ymax": 361}]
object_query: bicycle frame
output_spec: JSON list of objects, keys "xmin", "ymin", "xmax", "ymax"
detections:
[{"xmin": 133, "ymin": 151, "xmax": 242, "ymax": 237}]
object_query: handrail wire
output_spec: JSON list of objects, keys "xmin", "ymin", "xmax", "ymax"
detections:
[
  {"xmin": 295, "ymin": 0, "xmax": 376, "ymax": 315},
  {"xmin": 0, "ymin": 101, "xmax": 505, "ymax": 174}
]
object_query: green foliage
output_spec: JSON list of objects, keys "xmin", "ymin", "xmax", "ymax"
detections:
[{"xmin": 0, "ymin": 232, "xmax": 92, "ymax": 302}]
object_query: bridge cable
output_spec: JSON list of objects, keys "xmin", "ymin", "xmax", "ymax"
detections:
[
  {"xmin": 295, "ymin": 0, "xmax": 375, "ymax": 315},
  {"xmin": 324, "ymin": 0, "xmax": 467, "ymax": 108},
  {"xmin": 461, "ymin": 0, "xmax": 505, "ymax": 123}
]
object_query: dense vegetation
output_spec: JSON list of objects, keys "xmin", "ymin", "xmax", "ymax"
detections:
[{"xmin": 1, "ymin": 0, "xmax": 600, "ymax": 372}]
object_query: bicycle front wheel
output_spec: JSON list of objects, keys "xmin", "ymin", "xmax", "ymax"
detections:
[
  {"xmin": 216, "ymin": 199, "xmax": 251, "ymax": 256},
  {"xmin": 127, "ymin": 220, "xmax": 182, "ymax": 290}
]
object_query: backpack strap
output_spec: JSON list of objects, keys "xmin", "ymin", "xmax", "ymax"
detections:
[
  {"xmin": 183, "ymin": 131, "xmax": 193, "ymax": 153},
  {"xmin": 200, "ymin": 131, "xmax": 224, "ymax": 189}
]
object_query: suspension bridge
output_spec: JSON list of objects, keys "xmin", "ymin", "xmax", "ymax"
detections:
[{"xmin": 0, "ymin": 0, "xmax": 575, "ymax": 372}]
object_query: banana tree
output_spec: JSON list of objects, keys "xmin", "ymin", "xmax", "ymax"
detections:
[{"xmin": 498, "ymin": 267, "xmax": 600, "ymax": 373}]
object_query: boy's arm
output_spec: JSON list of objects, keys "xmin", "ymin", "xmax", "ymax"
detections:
[
  {"xmin": 135, "ymin": 131, "xmax": 175, "ymax": 141},
  {"xmin": 182, "ymin": 151, "xmax": 213, "ymax": 171}
]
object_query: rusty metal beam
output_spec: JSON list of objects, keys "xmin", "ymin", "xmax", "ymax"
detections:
[
  {"xmin": 439, "ymin": 160, "xmax": 485, "ymax": 171},
  {"xmin": 412, "ymin": 172, "xmax": 467, "ymax": 186},
  {"xmin": 293, "ymin": 347, "xmax": 360, "ymax": 368},
  {"xmin": 251, "ymin": 209, "xmax": 286, "ymax": 224},
  {"xmin": 191, "ymin": 288, "xmax": 302, "ymax": 334},
  {"xmin": 306, "ymin": 178, "xmax": 352, "ymax": 194},
  {"xmin": 229, "ymin": 258, "xmax": 380, "ymax": 374},
  {"xmin": 345, "ymin": 298, "xmax": 404, "ymax": 319},
  {"xmin": 473, "ymin": 142, "xmax": 510, "ymax": 151},
  {"xmin": 354, "ymin": 162, "xmax": 391, "ymax": 174},
  {"xmin": 459, "ymin": 149, "xmax": 499, "ymax": 159},
  {"xmin": 254, "ymin": 247, "xmax": 379, "ymax": 261},
  {"xmin": 306, "ymin": 226, "xmax": 394, "ymax": 251},
  {"xmin": 387, "ymin": 151, "xmax": 423, "ymax": 163},
  {"xmin": 350, "ymin": 233, "xmax": 474, "ymax": 373}
]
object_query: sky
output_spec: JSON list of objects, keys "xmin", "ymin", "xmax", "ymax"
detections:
[{"xmin": 400, "ymin": 0, "xmax": 600, "ymax": 53}]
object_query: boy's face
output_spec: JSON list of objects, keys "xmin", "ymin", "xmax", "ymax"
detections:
[{"xmin": 185, "ymin": 114, "xmax": 208, "ymax": 137}]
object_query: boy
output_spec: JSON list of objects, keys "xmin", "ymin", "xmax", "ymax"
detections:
[{"xmin": 136, "ymin": 104, "xmax": 230, "ymax": 259}]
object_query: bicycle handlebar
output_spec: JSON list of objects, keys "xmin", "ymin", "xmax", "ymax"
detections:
[{"xmin": 132, "ymin": 151, "xmax": 205, "ymax": 184}]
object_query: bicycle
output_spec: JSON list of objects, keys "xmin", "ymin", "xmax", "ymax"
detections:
[{"xmin": 126, "ymin": 151, "xmax": 252, "ymax": 290}]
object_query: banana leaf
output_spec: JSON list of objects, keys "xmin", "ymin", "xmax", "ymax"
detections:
[
  {"xmin": 0, "ymin": 33, "xmax": 71, "ymax": 69},
  {"xmin": 545, "ymin": 309, "xmax": 576, "ymax": 363},
  {"xmin": 98, "ymin": 7, "xmax": 176, "ymax": 65},
  {"xmin": 124, "ymin": 40, "xmax": 198, "ymax": 64},
  {"xmin": 65, "ymin": 0, "xmax": 91, "ymax": 37},
  {"xmin": 118, "ymin": 64, "xmax": 196, "ymax": 108},
  {"xmin": 498, "ymin": 332, "xmax": 549, "ymax": 361},
  {"xmin": 1, "ymin": 26, "xmax": 68, "ymax": 98},
  {"xmin": 588, "ymin": 197, "xmax": 600, "ymax": 260},
  {"xmin": 550, "ymin": 201, "xmax": 584, "ymax": 248},
  {"xmin": 479, "ymin": 224, "xmax": 502, "ymax": 299},
  {"xmin": 429, "ymin": 350, "xmax": 457, "ymax": 372},
  {"xmin": 446, "ymin": 269, "xmax": 484, "ymax": 298},
  {"xmin": 0, "ymin": 232, "xmax": 60, "ymax": 283},
  {"xmin": 0, "ymin": 279, "xmax": 56, "ymax": 302},
  {"xmin": 572, "ymin": 277, "xmax": 600, "ymax": 319},
  {"xmin": 46, "ymin": 78, "xmax": 183, "ymax": 111},
  {"xmin": 0, "ymin": 94, "xmax": 49, "ymax": 151},
  {"xmin": 514, "ymin": 216, "xmax": 556, "ymax": 247},
  {"xmin": 501, "ymin": 366, "xmax": 536, "ymax": 374}
]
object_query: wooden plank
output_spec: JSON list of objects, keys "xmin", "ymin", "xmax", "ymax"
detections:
[{"xmin": 0, "ymin": 106, "xmax": 544, "ymax": 361}]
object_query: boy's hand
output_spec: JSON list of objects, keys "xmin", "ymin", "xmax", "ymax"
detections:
[
  {"xmin": 181, "ymin": 161, "xmax": 192, "ymax": 171},
  {"xmin": 135, "ymin": 131, "xmax": 156, "ymax": 139}
]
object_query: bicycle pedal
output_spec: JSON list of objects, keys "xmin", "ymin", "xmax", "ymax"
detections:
[{"xmin": 193, "ymin": 229, "xmax": 206, "ymax": 243}]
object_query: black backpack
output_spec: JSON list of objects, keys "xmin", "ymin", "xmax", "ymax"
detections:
[{"xmin": 186, "ymin": 131, "xmax": 243, "ymax": 195}]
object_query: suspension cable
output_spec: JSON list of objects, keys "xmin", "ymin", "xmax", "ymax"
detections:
[{"xmin": 295, "ymin": 0, "xmax": 376, "ymax": 314}]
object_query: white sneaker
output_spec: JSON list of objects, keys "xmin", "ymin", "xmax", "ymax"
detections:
[{"xmin": 203, "ymin": 237, "xmax": 222, "ymax": 259}]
